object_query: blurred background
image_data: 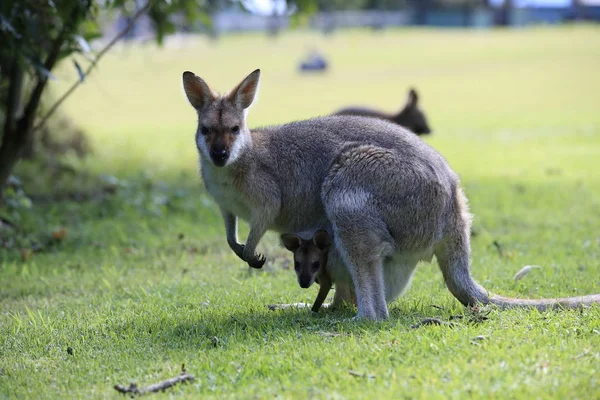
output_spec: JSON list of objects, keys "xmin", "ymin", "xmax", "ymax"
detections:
[
  {"xmin": 2, "ymin": 4, "xmax": 600, "ymax": 397},
  {"xmin": 1, "ymin": 0, "xmax": 599, "ymax": 267}
]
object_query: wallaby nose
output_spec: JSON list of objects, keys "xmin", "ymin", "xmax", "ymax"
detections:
[
  {"xmin": 299, "ymin": 276, "xmax": 313, "ymax": 289},
  {"xmin": 210, "ymin": 148, "xmax": 229, "ymax": 166}
]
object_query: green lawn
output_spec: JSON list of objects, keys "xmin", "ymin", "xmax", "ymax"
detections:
[{"xmin": 2, "ymin": 26, "xmax": 600, "ymax": 399}]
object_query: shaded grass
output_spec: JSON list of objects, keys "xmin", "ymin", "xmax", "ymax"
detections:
[{"xmin": 1, "ymin": 26, "xmax": 600, "ymax": 398}]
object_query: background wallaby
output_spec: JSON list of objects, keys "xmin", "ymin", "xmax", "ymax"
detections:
[
  {"xmin": 333, "ymin": 88, "xmax": 431, "ymax": 135},
  {"xmin": 281, "ymin": 230, "xmax": 333, "ymax": 312},
  {"xmin": 182, "ymin": 69, "xmax": 600, "ymax": 320}
]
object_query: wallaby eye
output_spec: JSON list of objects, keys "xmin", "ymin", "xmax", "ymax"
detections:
[
  {"xmin": 200, "ymin": 126, "xmax": 210, "ymax": 135},
  {"xmin": 312, "ymin": 261, "xmax": 320, "ymax": 271},
  {"xmin": 231, "ymin": 126, "xmax": 240, "ymax": 134},
  {"xmin": 294, "ymin": 261, "xmax": 300, "ymax": 270}
]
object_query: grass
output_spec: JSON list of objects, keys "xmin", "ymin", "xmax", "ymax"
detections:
[{"xmin": 2, "ymin": 26, "xmax": 600, "ymax": 399}]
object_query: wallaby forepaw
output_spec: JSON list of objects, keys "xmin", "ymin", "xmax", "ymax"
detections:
[
  {"xmin": 230, "ymin": 242, "xmax": 245, "ymax": 259},
  {"xmin": 247, "ymin": 253, "xmax": 266, "ymax": 269}
]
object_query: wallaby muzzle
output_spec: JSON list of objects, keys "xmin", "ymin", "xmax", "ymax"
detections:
[
  {"xmin": 298, "ymin": 274, "xmax": 315, "ymax": 289},
  {"xmin": 210, "ymin": 148, "xmax": 229, "ymax": 167}
]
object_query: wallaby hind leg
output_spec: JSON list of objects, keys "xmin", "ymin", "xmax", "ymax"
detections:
[{"xmin": 332, "ymin": 224, "xmax": 392, "ymax": 320}]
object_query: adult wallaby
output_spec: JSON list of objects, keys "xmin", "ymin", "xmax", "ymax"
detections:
[
  {"xmin": 182, "ymin": 69, "xmax": 600, "ymax": 320},
  {"xmin": 333, "ymin": 88, "xmax": 431, "ymax": 135}
]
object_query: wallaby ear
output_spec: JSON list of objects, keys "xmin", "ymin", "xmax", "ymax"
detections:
[
  {"xmin": 182, "ymin": 71, "xmax": 215, "ymax": 110},
  {"xmin": 281, "ymin": 233, "xmax": 302, "ymax": 253},
  {"xmin": 407, "ymin": 88, "xmax": 418, "ymax": 107},
  {"xmin": 312, "ymin": 230, "xmax": 331, "ymax": 251},
  {"xmin": 228, "ymin": 69, "xmax": 260, "ymax": 110}
]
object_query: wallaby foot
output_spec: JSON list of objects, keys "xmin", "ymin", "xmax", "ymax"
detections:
[
  {"xmin": 246, "ymin": 253, "xmax": 266, "ymax": 269},
  {"xmin": 228, "ymin": 241, "xmax": 264, "ymax": 269}
]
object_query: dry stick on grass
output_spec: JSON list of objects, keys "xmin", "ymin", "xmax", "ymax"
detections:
[
  {"xmin": 411, "ymin": 317, "xmax": 455, "ymax": 329},
  {"xmin": 33, "ymin": 2, "xmax": 151, "ymax": 133},
  {"xmin": 114, "ymin": 364, "xmax": 195, "ymax": 396},
  {"xmin": 348, "ymin": 370, "xmax": 376, "ymax": 379}
]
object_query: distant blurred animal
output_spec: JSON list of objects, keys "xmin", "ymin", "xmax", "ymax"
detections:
[
  {"xmin": 334, "ymin": 88, "xmax": 431, "ymax": 135},
  {"xmin": 298, "ymin": 50, "xmax": 328, "ymax": 73}
]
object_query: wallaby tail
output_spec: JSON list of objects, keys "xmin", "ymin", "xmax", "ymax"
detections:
[
  {"xmin": 434, "ymin": 230, "xmax": 491, "ymax": 307},
  {"xmin": 436, "ymin": 187, "xmax": 600, "ymax": 311},
  {"xmin": 434, "ymin": 186, "xmax": 490, "ymax": 307},
  {"xmin": 489, "ymin": 294, "xmax": 600, "ymax": 311}
]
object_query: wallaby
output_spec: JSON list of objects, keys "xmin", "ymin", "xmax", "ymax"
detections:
[
  {"xmin": 333, "ymin": 88, "xmax": 431, "ymax": 135},
  {"xmin": 280, "ymin": 230, "xmax": 335, "ymax": 313},
  {"xmin": 182, "ymin": 69, "xmax": 600, "ymax": 320}
]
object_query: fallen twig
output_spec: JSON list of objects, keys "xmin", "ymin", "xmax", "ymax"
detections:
[
  {"xmin": 572, "ymin": 350, "xmax": 590, "ymax": 360},
  {"xmin": 411, "ymin": 317, "xmax": 454, "ymax": 329},
  {"xmin": 349, "ymin": 370, "xmax": 375, "ymax": 379},
  {"xmin": 114, "ymin": 365, "xmax": 194, "ymax": 396},
  {"xmin": 317, "ymin": 331, "xmax": 349, "ymax": 338}
]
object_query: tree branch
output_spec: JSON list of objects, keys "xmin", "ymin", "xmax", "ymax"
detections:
[{"xmin": 33, "ymin": 2, "xmax": 151, "ymax": 133}]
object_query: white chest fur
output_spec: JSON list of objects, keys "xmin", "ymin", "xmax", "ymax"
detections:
[{"xmin": 202, "ymin": 165, "xmax": 252, "ymax": 222}]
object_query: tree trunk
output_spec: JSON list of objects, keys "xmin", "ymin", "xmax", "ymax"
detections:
[
  {"xmin": 0, "ymin": 43, "xmax": 66, "ymax": 203},
  {"xmin": 0, "ymin": 127, "xmax": 26, "ymax": 202},
  {"xmin": 0, "ymin": 58, "xmax": 25, "ymax": 203}
]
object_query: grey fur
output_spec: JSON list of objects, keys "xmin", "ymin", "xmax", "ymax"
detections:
[{"xmin": 183, "ymin": 70, "xmax": 600, "ymax": 320}]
